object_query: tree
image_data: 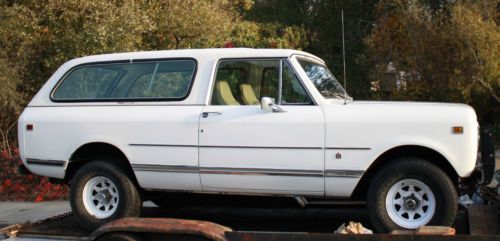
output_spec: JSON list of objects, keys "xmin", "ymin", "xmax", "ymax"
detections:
[
  {"xmin": 365, "ymin": 0, "xmax": 499, "ymax": 124},
  {"xmin": 139, "ymin": 0, "xmax": 239, "ymax": 49},
  {"xmin": 244, "ymin": 0, "xmax": 379, "ymax": 98},
  {"xmin": 0, "ymin": 54, "xmax": 22, "ymax": 157}
]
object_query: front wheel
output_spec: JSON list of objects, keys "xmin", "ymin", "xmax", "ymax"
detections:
[
  {"xmin": 70, "ymin": 161, "xmax": 142, "ymax": 230},
  {"xmin": 367, "ymin": 158, "xmax": 457, "ymax": 233}
]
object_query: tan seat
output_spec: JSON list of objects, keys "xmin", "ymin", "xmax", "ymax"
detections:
[
  {"xmin": 240, "ymin": 84, "xmax": 260, "ymax": 105},
  {"xmin": 213, "ymin": 81, "xmax": 240, "ymax": 105}
]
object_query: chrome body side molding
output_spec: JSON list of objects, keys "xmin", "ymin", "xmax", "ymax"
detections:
[
  {"xmin": 131, "ymin": 164, "xmax": 198, "ymax": 173},
  {"xmin": 325, "ymin": 147, "xmax": 371, "ymax": 150},
  {"xmin": 325, "ymin": 169, "xmax": 364, "ymax": 178},
  {"xmin": 131, "ymin": 164, "xmax": 364, "ymax": 179},
  {"xmin": 200, "ymin": 167, "xmax": 324, "ymax": 177}
]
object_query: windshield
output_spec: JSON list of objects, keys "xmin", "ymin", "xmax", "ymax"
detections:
[{"xmin": 297, "ymin": 58, "xmax": 351, "ymax": 100}]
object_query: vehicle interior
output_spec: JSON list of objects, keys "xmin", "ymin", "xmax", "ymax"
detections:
[{"xmin": 211, "ymin": 59, "xmax": 312, "ymax": 105}]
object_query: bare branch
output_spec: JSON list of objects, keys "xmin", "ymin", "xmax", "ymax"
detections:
[
  {"xmin": 469, "ymin": 45, "xmax": 500, "ymax": 103},
  {"xmin": 5, "ymin": 120, "xmax": 18, "ymax": 158}
]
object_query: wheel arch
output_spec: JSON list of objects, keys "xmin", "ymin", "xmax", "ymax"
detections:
[
  {"xmin": 351, "ymin": 145, "xmax": 459, "ymax": 200},
  {"xmin": 64, "ymin": 142, "xmax": 138, "ymax": 185}
]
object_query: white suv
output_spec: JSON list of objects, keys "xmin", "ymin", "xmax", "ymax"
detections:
[{"xmin": 18, "ymin": 48, "xmax": 482, "ymax": 232}]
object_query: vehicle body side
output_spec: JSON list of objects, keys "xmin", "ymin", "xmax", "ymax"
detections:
[{"xmin": 18, "ymin": 48, "xmax": 479, "ymax": 199}]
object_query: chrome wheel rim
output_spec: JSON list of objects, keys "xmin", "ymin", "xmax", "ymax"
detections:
[
  {"xmin": 83, "ymin": 176, "xmax": 119, "ymax": 219},
  {"xmin": 385, "ymin": 178, "xmax": 435, "ymax": 229}
]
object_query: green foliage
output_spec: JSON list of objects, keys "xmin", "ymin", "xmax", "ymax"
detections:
[
  {"xmin": 140, "ymin": 0, "xmax": 238, "ymax": 49},
  {"xmin": 230, "ymin": 21, "xmax": 307, "ymax": 48},
  {"xmin": 1, "ymin": 0, "xmax": 145, "ymax": 96},
  {"xmin": 365, "ymin": 0, "xmax": 499, "ymax": 124}
]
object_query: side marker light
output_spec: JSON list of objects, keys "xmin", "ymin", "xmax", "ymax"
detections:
[{"xmin": 452, "ymin": 126, "xmax": 463, "ymax": 134}]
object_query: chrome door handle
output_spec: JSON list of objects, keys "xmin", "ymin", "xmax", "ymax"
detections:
[{"xmin": 202, "ymin": 112, "xmax": 222, "ymax": 118}]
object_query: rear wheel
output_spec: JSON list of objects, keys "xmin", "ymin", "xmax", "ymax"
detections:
[
  {"xmin": 70, "ymin": 161, "xmax": 142, "ymax": 230},
  {"xmin": 367, "ymin": 157, "xmax": 457, "ymax": 232}
]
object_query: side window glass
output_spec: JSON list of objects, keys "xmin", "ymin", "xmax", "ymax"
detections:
[
  {"xmin": 260, "ymin": 67, "xmax": 278, "ymax": 101},
  {"xmin": 281, "ymin": 62, "xmax": 312, "ymax": 105},
  {"xmin": 52, "ymin": 60, "xmax": 196, "ymax": 101},
  {"xmin": 112, "ymin": 62, "xmax": 156, "ymax": 98},
  {"xmin": 53, "ymin": 67, "xmax": 119, "ymax": 100},
  {"xmin": 127, "ymin": 60, "xmax": 195, "ymax": 98},
  {"xmin": 211, "ymin": 60, "xmax": 279, "ymax": 105}
]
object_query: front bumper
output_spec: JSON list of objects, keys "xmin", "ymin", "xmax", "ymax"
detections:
[{"xmin": 476, "ymin": 128, "xmax": 496, "ymax": 185}]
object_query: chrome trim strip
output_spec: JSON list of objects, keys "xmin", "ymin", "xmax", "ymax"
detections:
[
  {"xmin": 132, "ymin": 164, "xmax": 361, "ymax": 178},
  {"xmin": 199, "ymin": 145, "xmax": 322, "ymax": 150},
  {"xmin": 278, "ymin": 59, "xmax": 283, "ymax": 104},
  {"xmin": 30, "ymin": 104, "xmax": 205, "ymax": 107},
  {"xmin": 131, "ymin": 164, "xmax": 198, "ymax": 173},
  {"xmin": 200, "ymin": 167, "xmax": 323, "ymax": 177},
  {"xmin": 325, "ymin": 147, "xmax": 371, "ymax": 150},
  {"xmin": 129, "ymin": 144, "xmax": 198, "ymax": 148},
  {"xmin": 26, "ymin": 158, "xmax": 66, "ymax": 167},
  {"xmin": 325, "ymin": 169, "xmax": 364, "ymax": 178},
  {"xmin": 129, "ymin": 144, "xmax": 322, "ymax": 149}
]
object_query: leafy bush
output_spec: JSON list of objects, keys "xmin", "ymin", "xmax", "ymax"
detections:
[{"xmin": 0, "ymin": 149, "xmax": 68, "ymax": 201}]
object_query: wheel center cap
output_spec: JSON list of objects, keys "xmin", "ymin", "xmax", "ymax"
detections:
[
  {"xmin": 97, "ymin": 190, "xmax": 112, "ymax": 204},
  {"xmin": 403, "ymin": 195, "xmax": 419, "ymax": 210}
]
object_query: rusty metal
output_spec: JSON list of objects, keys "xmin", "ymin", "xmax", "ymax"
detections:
[
  {"xmin": 5, "ymin": 205, "xmax": 498, "ymax": 240},
  {"xmin": 226, "ymin": 232, "xmax": 500, "ymax": 241},
  {"xmin": 13, "ymin": 211, "xmax": 90, "ymax": 239},
  {"xmin": 88, "ymin": 218, "xmax": 232, "ymax": 241},
  {"xmin": 0, "ymin": 211, "xmax": 75, "ymax": 239},
  {"xmin": 0, "ymin": 224, "xmax": 22, "ymax": 238},
  {"xmin": 32, "ymin": 211, "xmax": 74, "ymax": 226},
  {"xmin": 391, "ymin": 226, "xmax": 456, "ymax": 235}
]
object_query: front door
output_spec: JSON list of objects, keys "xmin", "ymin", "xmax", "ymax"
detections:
[{"xmin": 199, "ymin": 59, "xmax": 325, "ymax": 195}]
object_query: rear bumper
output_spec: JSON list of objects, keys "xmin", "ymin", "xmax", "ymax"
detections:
[
  {"xmin": 17, "ymin": 163, "xmax": 32, "ymax": 175},
  {"xmin": 20, "ymin": 158, "xmax": 68, "ymax": 179}
]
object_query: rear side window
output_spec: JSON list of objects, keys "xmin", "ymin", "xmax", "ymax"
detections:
[{"xmin": 52, "ymin": 59, "xmax": 196, "ymax": 101}]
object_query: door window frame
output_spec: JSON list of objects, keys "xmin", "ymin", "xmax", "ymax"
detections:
[{"xmin": 206, "ymin": 57, "xmax": 317, "ymax": 106}]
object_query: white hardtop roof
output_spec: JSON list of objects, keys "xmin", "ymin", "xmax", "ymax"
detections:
[{"xmin": 68, "ymin": 48, "xmax": 324, "ymax": 65}]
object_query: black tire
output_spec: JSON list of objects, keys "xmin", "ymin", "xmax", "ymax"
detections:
[
  {"xmin": 69, "ymin": 161, "xmax": 142, "ymax": 230},
  {"xmin": 367, "ymin": 157, "xmax": 457, "ymax": 233}
]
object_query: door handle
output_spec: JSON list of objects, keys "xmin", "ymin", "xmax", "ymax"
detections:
[{"xmin": 202, "ymin": 112, "xmax": 222, "ymax": 118}]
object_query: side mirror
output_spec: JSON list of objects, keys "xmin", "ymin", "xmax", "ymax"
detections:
[
  {"xmin": 261, "ymin": 97, "xmax": 286, "ymax": 113},
  {"xmin": 261, "ymin": 97, "xmax": 274, "ymax": 111}
]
